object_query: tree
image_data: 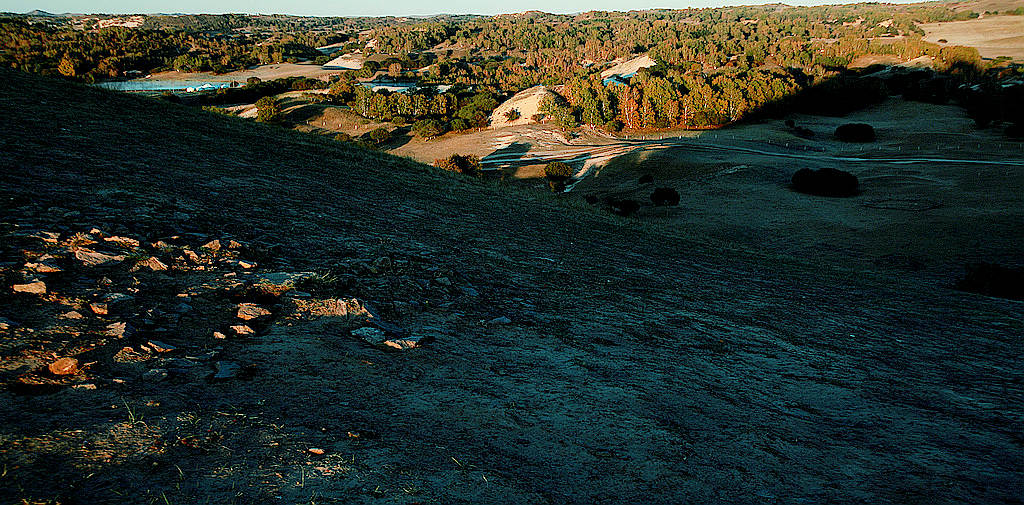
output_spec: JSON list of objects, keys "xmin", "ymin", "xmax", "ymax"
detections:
[
  {"xmin": 255, "ymin": 96, "xmax": 282, "ymax": 122},
  {"xmin": 57, "ymin": 53, "xmax": 77, "ymax": 77},
  {"xmin": 367, "ymin": 127, "xmax": 391, "ymax": 144},
  {"xmin": 544, "ymin": 161, "xmax": 574, "ymax": 181},
  {"xmin": 504, "ymin": 108, "xmax": 521, "ymax": 122},
  {"xmin": 434, "ymin": 154, "xmax": 482, "ymax": 177},
  {"xmin": 413, "ymin": 118, "xmax": 446, "ymax": 138}
]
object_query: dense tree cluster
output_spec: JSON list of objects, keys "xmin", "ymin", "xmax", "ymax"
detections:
[
  {"xmin": 3, "ymin": 3, "xmax": 1017, "ymax": 134},
  {"xmin": 0, "ymin": 19, "xmax": 322, "ymax": 80},
  {"xmin": 351, "ymin": 85, "xmax": 500, "ymax": 132}
]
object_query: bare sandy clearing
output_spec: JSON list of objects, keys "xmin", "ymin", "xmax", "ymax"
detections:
[
  {"xmin": 323, "ymin": 51, "xmax": 366, "ymax": 69},
  {"xmin": 146, "ymin": 62, "xmax": 342, "ymax": 83},
  {"xmin": 599, "ymin": 54, "xmax": 657, "ymax": 79},
  {"xmin": 489, "ymin": 86, "xmax": 557, "ymax": 128},
  {"xmin": 921, "ymin": 16, "xmax": 1024, "ymax": 60}
]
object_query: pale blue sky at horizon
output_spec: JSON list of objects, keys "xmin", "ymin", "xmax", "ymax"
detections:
[{"xmin": 1, "ymin": 0, "xmax": 921, "ymax": 17}]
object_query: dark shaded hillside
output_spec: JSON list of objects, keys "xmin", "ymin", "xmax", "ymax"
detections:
[{"xmin": 0, "ymin": 70, "xmax": 1021, "ymax": 505}]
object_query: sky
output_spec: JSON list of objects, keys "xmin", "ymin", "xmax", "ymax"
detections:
[{"xmin": 1, "ymin": 0, "xmax": 920, "ymax": 17}]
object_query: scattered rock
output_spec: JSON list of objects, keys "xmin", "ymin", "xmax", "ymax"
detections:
[
  {"xmin": 212, "ymin": 361, "xmax": 241, "ymax": 380},
  {"xmin": 146, "ymin": 340, "xmax": 176, "ymax": 353},
  {"xmin": 89, "ymin": 302, "xmax": 108, "ymax": 315},
  {"xmin": 114, "ymin": 346, "xmax": 148, "ymax": 363},
  {"xmin": 367, "ymin": 318, "xmax": 409, "ymax": 337},
  {"xmin": 352, "ymin": 327, "xmax": 386, "ymax": 344},
  {"xmin": 346, "ymin": 430, "xmax": 378, "ymax": 439},
  {"xmin": 143, "ymin": 368, "xmax": 169, "ymax": 382},
  {"xmin": 182, "ymin": 250, "xmax": 201, "ymax": 263},
  {"xmin": 103, "ymin": 293, "xmax": 134, "ymax": 312},
  {"xmin": 48, "ymin": 357, "xmax": 78, "ymax": 376},
  {"xmin": 105, "ymin": 322, "xmax": 130, "ymax": 338},
  {"xmin": 75, "ymin": 249, "xmax": 125, "ymax": 267},
  {"xmin": 306, "ymin": 297, "xmax": 376, "ymax": 319},
  {"xmin": 103, "ymin": 236, "xmax": 140, "ymax": 248},
  {"xmin": 308, "ymin": 447, "xmax": 326, "ymax": 455},
  {"xmin": 384, "ymin": 334, "xmax": 429, "ymax": 350},
  {"xmin": 460, "ymin": 286, "xmax": 480, "ymax": 297},
  {"xmin": 487, "ymin": 316, "xmax": 513, "ymax": 325},
  {"xmin": 237, "ymin": 303, "xmax": 272, "ymax": 321},
  {"xmin": 25, "ymin": 261, "xmax": 61, "ymax": 273},
  {"xmin": 226, "ymin": 240, "xmax": 243, "ymax": 249},
  {"xmin": 133, "ymin": 257, "xmax": 168, "ymax": 272},
  {"xmin": 230, "ymin": 325, "xmax": 255, "ymax": 336},
  {"xmin": 0, "ymin": 317, "xmax": 17, "ymax": 330},
  {"xmin": 13, "ymin": 281, "xmax": 46, "ymax": 294},
  {"xmin": 250, "ymin": 272, "xmax": 313, "ymax": 297},
  {"xmin": 213, "ymin": 331, "xmax": 227, "ymax": 340},
  {"xmin": 61, "ymin": 311, "xmax": 84, "ymax": 319},
  {"xmin": 238, "ymin": 260, "xmax": 257, "ymax": 269},
  {"xmin": 31, "ymin": 231, "xmax": 60, "ymax": 244},
  {"xmin": 201, "ymin": 239, "xmax": 221, "ymax": 251}
]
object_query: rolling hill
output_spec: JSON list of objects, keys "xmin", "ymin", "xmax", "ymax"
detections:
[{"xmin": 0, "ymin": 69, "xmax": 1021, "ymax": 504}]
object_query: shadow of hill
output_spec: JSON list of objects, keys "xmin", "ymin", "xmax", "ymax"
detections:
[{"xmin": 480, "ymin": 140, "xmax": 532, "ymax": 168}]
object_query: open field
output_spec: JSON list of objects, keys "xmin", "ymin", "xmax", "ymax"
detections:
[
  {"xmin": 392, "ymin": 97, "xmax": 1024, "ymax": 280},
  {"xmin": 1, "ymin": 71, "xmax": 1022, "ymax": 505},
  {"xmin": 144, "ymin": 62, "xmax": 343, "ymax": 84},
  {"xmin": 921, "ymin": 15, "xmax": 1024, "ymax": 60}
]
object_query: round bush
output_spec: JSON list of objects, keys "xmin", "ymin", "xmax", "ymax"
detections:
[
  {"xmin": 650, "ymin": 187, "xmax": 680, "ymax": 206},
  {"xmin": 544, "ymin": 162, "xmax": 574, "ymax": 182},
  {"xmin": 791, "ymin": 167, "xmax": 859, "ymax": 197},
  {"xmin": 834, "ymin": 123, "xmax": 875, "ymax": 142},
  {"xmin": 604, "ymin": 197, "xmax": 640, "ymax": 217}
]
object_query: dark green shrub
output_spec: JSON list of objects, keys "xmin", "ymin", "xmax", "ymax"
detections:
[
  {"xmin": 367, "ymin": 128, "xmax": 391, "ymax": 144},
  {"xmin": 834, "ymin": 123, "xmax": 875, "ymax": 142},
  {"xmin": 434, "ymin": 154, "xmax": 482, "ymax": 177},
  {"xmin": 650, "ymin": 187, "xmax": 680, "ymax": 206},
  {"xmin": 792, "ymin": 167, "xmax": 859, "ymax": 197},
  {"xmin": 544, "ymin": 161, "xmax": 574, "ymax": 181},
  {"xmin": 255, "ymin": 96, "xmax": 281, "ymax": 123},
  {"xmin": 413, "ymin": 118, "xmax": 446, "ymax": 138}
]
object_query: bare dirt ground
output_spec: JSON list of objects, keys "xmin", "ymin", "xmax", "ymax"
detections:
[
  {"xmin": 921, "ymin": 15, "xmax": 1024, "ymax": 60},
  {"xmin": 1, "ymin": 71, "xmax": 1022, "ymax": 505},
  {"xmin": 145, "ymin": 63, "xmax": 343, "ymax": 84}
]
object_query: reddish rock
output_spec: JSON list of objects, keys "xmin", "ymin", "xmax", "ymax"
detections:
[
  {"xmin": 133, "ymin": 257, "xmax": 168, "ymax": 271},
  {"xmin": 48, "ymin": 357, "xmax": 78, "ymax": 375},
  {"xmin": 75, "ymin": 249, "xmax": 124, "ymax": 267},
  {"xmin": 13, "ymin": 281, "xmax": 46, "ymax": 294},
  {"xmin": 237, "ymin": 303, "xmax": 271, "ymax": 321}
]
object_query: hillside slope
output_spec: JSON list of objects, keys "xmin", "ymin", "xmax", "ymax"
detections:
[{"xmin": 0, "ymin": 70, "xmax": 1021, "ymax": 504}]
